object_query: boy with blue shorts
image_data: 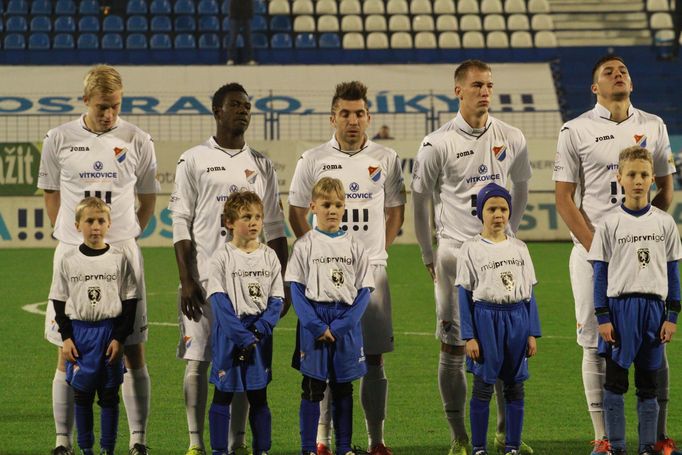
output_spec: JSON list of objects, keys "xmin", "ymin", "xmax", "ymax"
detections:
[
  {"xmin": 286, "ymin": 177, "xmax": 374, "ymax": 455},
  {"xmin": 588, "ymin": 146, "xmax": 681, "ymax": 455},
  {"xmin": 206, "ymin": 191, "xmax": 284, "ymax": 455},
  {"xmin": 50, "ymin": 197, "xmax": 139, "ymax": 455},
  {"xmin": 456, "ymin": 183, "xmax": 541, "ymax": 455}
]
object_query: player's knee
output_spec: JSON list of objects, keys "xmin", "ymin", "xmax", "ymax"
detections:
[
  {"xmin": 503, "ymin": 382, "xmax": 525, "ymax": 401},
  {"xmin": 212, "ymin": 388, "xmax": 234, "ymax": 405},
  {"xmin": 329, "ymin": 381, "xmax": 353, "ymax": 399},
  {"xmin": 247, "ymin": 388, "xmax": 267, "ymax": 407},
  {"xmin": 301, "ymin": 376, "xmax": 326, "ymax": 402},
  {"xmin": 472, "ymin": 376, "xmax": 494, "ymax": 402},
  {"xmin": 123, "ymin": 343, "xmax": 145, "ymax": 368},
  {"xmin": 97, "ymin": 387, "xmax": 120, "ymax": 408},
  {"xmin": 604, "ymin": 358, "xmax": 629, "ymax": 395},
  {"xmin": 441, "ymin": 342, "xmax": 465, "ymax": 355},
  {"xmin": 634, "ymin": 367, "xmax": 657, "ymax": 400},
  {"xmin": 74, "ymin": 389, "xmax": 96, "ymax": 407}
]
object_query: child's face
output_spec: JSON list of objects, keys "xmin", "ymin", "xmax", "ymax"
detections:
[
  {"xmin": 481, "ymin": 197, "xmax": 509, "ymax": 234},
  {"xmin": 227, "ymin": 204, "xmax": 263, "ymax": 242},
  {"xmin": 76, "ymin": 207, "xmax": 110, "ymax": 248},
  {"xmin": 310, "ymin": 193, "xmax": 345, "ymax": 232},
  {"xmin": 617, "ymin": 158, "xmax": 653, "ymax": 206}
]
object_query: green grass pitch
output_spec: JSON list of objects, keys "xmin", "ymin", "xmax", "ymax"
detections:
[{"xmin": 1, "ymin": 243, "xmax": 681, "ymax": 454}]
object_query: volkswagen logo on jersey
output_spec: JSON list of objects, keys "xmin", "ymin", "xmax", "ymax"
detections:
[
  {"xmin": 113, "ymin": 146, "xmax": 127, "ymax": 163},
  {"xmin": 349, "ymin": 182, "xmax": 360, "ymax": 192},
  {"xmin": 634, "ymin": 134, "xmax": 647, "ymax": 147},
  {"xmin": 93, "ymin": 161, "xmax": 103, "ymax": 171},
  {"xmin": 245, "ymin": 169, "xmax": 257, "ymax": 184},
  {"xmin": 368, "ymin": 166, "xmax": 382, "ymax": 182},
  {"xmin": 87, "ymin": 286, "xmax": 101, "ymax": 307},
  {"xmin": 492, "ymin": 145, "xmax": 507, "ymax": 162},
  {"xmin": 637, "ymin": 248, "xmax": 650, "ymax": 268},
  {"xmin": 478, "ymin": 164, "xmax": 488, "ymax": 174}
]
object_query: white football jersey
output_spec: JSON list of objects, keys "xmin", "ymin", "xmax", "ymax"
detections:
[
  {"xmin": 38, "ymin": 116, "xmax": 159, "ymax": 245},
  {"xmin": 168, "ymin": 137, "xmax": 286, "ymax": 282},
  {"xmin": 49, "ymin": 246, "xmax": 138, "ymax": 321},
  {"xmin": 288, "ymin": 136, "xmax": 406, "ymax": 266},
  {"xmin": 206, "ymin": 242, "xmax": 284, "ymax": 317},
  {"xmin": 411, "ymin": 112, "xmax": 532, "ymax": 244},
  {"xmin": 456, "ymin": 234, "xmax": 536, "ymax": 304},
  {"xmin": 552, "ymin": 103, "xmax": 675, "ymax": 244},
  {"xmin": 285, "ymin": 230, "xmax": 374, "ymax": 305},
  {"xmin": 588, "ymin": 206, "xmax": 682, "ymax": 300}
]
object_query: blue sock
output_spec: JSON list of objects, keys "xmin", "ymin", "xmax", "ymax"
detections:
[
  {"xmin": 249, "ymin": 402, "xmax": 272, "ymax": 453},
  {"xmin": 604, "ymin": 389, "xmax": 626, "ymax": 450},
  {"xmin": 332, "ymin": 394, "xmax": 353, "ymax": 455},
  {"xmin": 505, "ymin": 399, "xmax": 524, "ymax": 452},
  {"xmin": 470, "ymin": 397, "xmax": 490, "ymax": 451},
  {"xmin": 299, "ymin": 399, "xmax": 320, "ymax": 453},
  {"xmin": 637, "ymin": 397, "xmax": 659, "ymax": 452},
  {"xmin": 209, "ymin": 403, "xmax": 230, "ymax": 454},
  {"xmin": 99, "ymin": 404, "xmax": 119, "ymax": 452},
  {"xmin": 75, "ymin": 403, "xmax": 94, "ymax": 451}
]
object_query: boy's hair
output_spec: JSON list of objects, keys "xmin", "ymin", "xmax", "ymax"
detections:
[
  {"xmin": 83, "ymin": 65, "xmax": 123, "ymax": 98},
  {"xmin": 212, "ymin": 82, "xmax": 249, "ymax": 112},
  {"xmin": 312, "ymin": 177, "xmax": 345, "ymax": 201},
  {"xmin": 591, "ymin": 55, "xmax": 626, "ymax": 83},
  {"xmin": 618, "ymin": 146, "xmax": 653, "ymax": 173},
  {"xmin": 454, "ymin": 59, "xmax": 492, "ymax": 84},
  {"xmin": 331, "ymin": 81, "xmax": 368, "ymax": 114},
  {"xmin": 75, "ymin": 197, "xmax": 111, "ymax": 222},
  {"xmin": 223, "ymin": 191, "xmax": 264, "ymax": 225}
]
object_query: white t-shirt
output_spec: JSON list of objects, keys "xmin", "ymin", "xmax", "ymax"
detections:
[
  {"xmin": 411, "ymin": 112, "xmax": 532, "ymax": 244},
  {"xmin": 456, "ymin": 234, "xmax": 537, "ymax": 304},
  {"xmin": 588, "ymin": 206, "xmax": 682, "ymax": 300},
  {"xmin": 285, "ymin": 230, "xmax": 374, "ymax": 305},
  {"xmin": 288, "ymin": 136, "xmax": 406, "ymax": 266},
  {"xmin": 552, "ymin": 103, "xmax": 675, "ymax": 244},
  {"xmin": 38, "ymin": 116, "xmax": 160, "ymax": 244},
  {"xmin": 206, "ymin": 242, "xmax": 284, "ymax": 317}
]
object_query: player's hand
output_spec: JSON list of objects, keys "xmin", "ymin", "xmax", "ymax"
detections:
[
  {"xmin": 106, "ymin": 339, "xmax": 122, "ymax": 364},
  {"xmin": 465, "ymin": 339, "xmax": 480, "ymax": 361},
  {"xmin": 598, "ymin": 322, "xmax": 616, "ymax": 344},
  {"xmin": 280, "ymin": 291, "xmax": 292, "ymax": 318},
  {"xmin": 660, "ymin": 321, "xmax": 677, "ymax": 343},
  {"xmin": 62, "ymin": 338, "xmax": 79, "ymax": 363},
  {"xmin": 527, "ymin": 336, "xmax": 537, "ymax": 357},
  {"xmin": 425, "ymin": 263, "xmax": 436, "ymax": 282},
  {"xmin": 234, "ymin": 343, "xmax": 256, "ymax": 363},
  {"xmin": 317, "ymin": 328, "xmax": 336, "ymax": 343},
  {"xmin": 180, "ymin": 278, "xmax": 206, "ymax": 322}
]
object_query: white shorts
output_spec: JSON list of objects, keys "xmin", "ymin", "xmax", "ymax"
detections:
[
  {"xmin": 45, "ymin": 239, "xmax": 149, "ymax": 347},
  {"xmin": 569, "ymin": 244, "xmax": 599, "ymax": 348},
  {"xmin": 361, "ymin": 265, "xmax": 394, "ymax": 355},
  {"xmin": 176, "ymin": 280, "xmax": 213, "ymax": 362},
  {"xmin": 434, "ymin": 240, "xmax": 465, "ymax": 346}
]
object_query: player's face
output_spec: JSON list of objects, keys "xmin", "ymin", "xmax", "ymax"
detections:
[
  {"xmin": 76, "ymin": 207, "xmax": 110, "ymax": 248},
  {"xmin": 331, "ymin": 99, "xmax": 370, "ymax": 151},
  {"xmin": 455, "ymin": 69, "xmax": 493, "ymax": 117},
  {"xmin": 481, "ymin": 197, "xmax": 509, "ymax": 236},
  {"xmin": 311, "ymin": 193, "xmax": 345, "ymax": 232},
  {"xmin": 591, "ymin": 60, "xmax": 633, "ymax": 102},
  {"xmin": 84, "ymin": 89, "xmax": 122, "ymax": 133},
  {"xmin": 617, "ymin": 159, "xmax": 653, "ymax": 208},
  {"xmin": 215, "ymin": 91, "xmax": 251, "ymax": 135},
  {"xmin": 227, "ymin": 204, "xmax": 263, "ymax": 243}
]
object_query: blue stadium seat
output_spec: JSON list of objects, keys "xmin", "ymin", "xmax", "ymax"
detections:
[
  {"xmin": 77, "ymin": 33, "xmax": 99, "ymax": 48},
  {"xmin": 319, "ymin": 32, "xmax": 340, "ymax": 48},
  {"xmin": 4, "ymin": 33, "xmax": 26, "ymax": 49},
  {"xmin": 151, "ymin": 15, "xmax": 172, "ymax": 32},
  {"xmin": 295, "ymin": 32, "xmax": 316, "ymax": 48},
  {"xmin": 270, "ymin": 15, "xmax": 292, "ymax": 32},
  {"xmin": 253, "ymin": 32, "xmax": 268, "ymax": 48},
  {"xmin": 150, "ymin": 33, "xmax": 172, "ymax": 48},
  {"xmin": 103, "ymin": 15, "xmax": 124, "ymax": 32},
  {"xmin": 175, "ymin": 15, "xmax": 197, "ymax": 32},
  {"xmin": 221, "ymin": 0, "xmax": 230, "ymax": 14},
  {"xmin": 6, "ymin": 16, "xmax": 28, "ymax": 32},
  {"xmin": 126, "ymin": 33, "xmax": 148, "ymax": 48},
  {"xmin": 127, "ymin": 15, "xmax": 148, "ymax": 32},
  {"xmin": 222, "ymin": 17, "xmax": 231, "ymax": 31},
  {"xmin": 29, "ymin": 32, "xmax": 50, "ymax": 49},
  {"xmin": 198, "ymin": 32, "xmax": 220, "ymax": 48},
  {"xmin": 251, "ymin": 15, "xmax": 268, "ymax": 31},
  {"xmin": 79, "ymin": 0, "xmax": 100, "ymax": 15},
  {"xmin": 126, "ymin": 0, "xmax": 147, "ymax": 14},
  {"xmin": 174, "ymin": 0, "xmax": 196, "ymax": 14},
  {"xmin": 271, "ymin": 32, "xmax": 292, "ymax": 48},
  {"xmin": 198, "ymin": 0, "xmax": 219, "ymax": 14},
  {"xmin": 0, "ymin": 1, "xmax": 4, "ymax": 13},
  {"xmin": 54, "ymin": 16, "xmax": 76, "ymax": 32},
  {"xmin": 55, "ymin": 0, "xmax": 77, "ymax": 15},
  {"xmin": 30, "ymin": 0, "xmax": 52, "ymax": 15},
  {"xmin": 6, "ymin": 0, "xmax": 28, "ymax": 15},
  {"xmin": 0, "ymin": 20, "xmax": 4, "ymax": 32},
  {"xmin": 101, "ymin": 32, "xmax": 123, "ymax": 49},
  {"xmin": 175, "ymin": 33, "xmax": 197, "ymax": 48},
  {"xmin": 79, "ymin": 16, "xmax": 100, "ymax": 32},
  {"xmin": 53, "ymin": 33, "xmax": 75, "ymax": 49},
  {"xmin": 254, "ymin": 0, "xmax": 266, "ymax": 14},
  {"xmin": 199, "ymin": 15, "xmax": 220, "ymax": 32},
  {"xmin": 30, "ymin": 16, "xmax": 52, "ymax": 32},
  {"xmin": 150, "ymin": 0, "xmax": 172, "ymax": 14}
]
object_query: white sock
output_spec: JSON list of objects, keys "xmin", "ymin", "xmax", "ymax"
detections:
[
  {"xmin": 438, "ymin": 351, "xmax": 468, "ymax": 443},
  {"xmin": 657, "ymin": 348, "xmax": 669, "ymax": 440},
  {"xmin": 184, "ymin": 360, "xmax": 209, "ymax": 449},
  {"xmin": 361, "ymin": 364, "xmax": 388, "ymax": 448},
  {"xmin": 317, "ymin": 387, "xmax": 333, "ymax": 447},
  {"xmin": 582, "ymin": 347, "xmax": 606, "ymax": 439},
  {"xmin": 228, "ymin": 392, "xmax": 250, "ymax": 451},
  {"xmin": 495, "ymin": 379, "xmax": 506, "ymax": 434},
  {"xmin": 122, "ymin": 366, "xmax": 151, "ymax": 446},
  {"xmin": 52, "ymin": 369, "xmax": 74, "ymax": 448}
]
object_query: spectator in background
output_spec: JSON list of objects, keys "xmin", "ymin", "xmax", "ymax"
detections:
[
  {"xmin": 227, "ymin": 0, "xmax": 256, "ymax": 66},
  {"xmin": 372, "ymin": 125, "xmax": 394, "ymax": 140}
]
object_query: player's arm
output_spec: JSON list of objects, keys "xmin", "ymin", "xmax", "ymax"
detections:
[
  {"xmin": 652, "ymin": 174, "xmax": 673, "ymax": 211},
  {"xmin": 136, "ymin": 193, "xmax": 156, "ymax": 232},
  {"xmin": 661, "ymin": 260, "xmax": 681, "ymax": 343},
  {"xmin": 53, "ymin": 299, "xmax": 79, "ymax": 362},
  {"xmin": 289, "ymin": 205, "xmax": 311, "ymax": 238},
  {"xmin": 289, "ymin": 281, "xmax": 329, "ymax": 338},
  {"xmin": 173, "ymin": 238, "xmax": 205, "ymax": 321},
  {"xmin": 267, "ymin": 236, "xmax": 291, "ymax": 317},
  {"xmin": 329, "ymin": 287, "xmax": 371, "ymax": 339},
  {"xmin": 555, "ymin": 181, "xmax": 594, "ymax": 251},
  {"xmin": 44, "ymin": 190, "xmax": 61, "ymax": 226},
  {"xmin": 509, "ymin": 180, "xmax": 529, "ymax": 233},
  {"xmin": 592, "ymin": 260, "xmax": 616, "ymax": 344},
  {"xmin": 384, "ymin": 205, "xmax": 405, "ymax": 249},
  {"xmin": 412, "ymin": 190, "xmax": 435, "ymax": 280}
]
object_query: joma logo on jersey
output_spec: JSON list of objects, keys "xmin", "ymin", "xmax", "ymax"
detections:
[
  {"xmin": 206, "ymin": 166, "xmax": 226, "ymax": 173},
  {"xmin": 634, "ymin": 134, "xmax": 647, "ymax": 147},
  {"xmin": 323, "ymin": 164, "xmax": 343, "ymax": 171},
  {"xmin": 595, "ymin": 135, "xmax": 615, "ymax": 142},
  {"xmin": 70, "ymin": 146, "xmax": 90, "ymax": 152},
  {"xmin": 456, "ymin": 150, "xmax": 474, "ymax": 159}
]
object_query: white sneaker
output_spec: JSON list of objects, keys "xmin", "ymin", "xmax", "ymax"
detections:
[
  {"xmin": 247, "ymin": 60, "xmax": 257, "ymax": 65},
  {"xmin": 226, "ymin": 59, "xmax": 235, "ymax": 65}
]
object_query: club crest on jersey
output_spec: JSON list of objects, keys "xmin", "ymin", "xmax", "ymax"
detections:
[
  {"xmin": 492, "ymin": 145, "xmax": 507, "ymax": 162},
  {"xmin": 500, "ymin": 272, "xmax": 514, "ymax": 292},
  {"xmin": 88, "ymin": 286, "xmax": 101, "ymax": 307},
  {"xmin": 368, "ymin": 166, "xmax": 381, "ymax": 182},
  {"xmin": 218, "ymin": 370, "xmax": 226, "ymax": 379},
  {"xmin": 245, "ymin": 169, "xmax": 257, "ymax": 184},
  {"xmin": 330, "ymin": 268, "xmax": 345, "ymax": 288},
  {"xmin": 184, "ymin": 336, "xmax": 192, "ymax": 348},
  {"xmin": 248, "ymin": 282, "xmax": 263, "ymax": 304},
  {"xmin": 113, "ymin": 147, "xmax": 127, "ymax": 163},
  {"xmin": 637, "ymin": 248, "xmax": 650, "ymax": 268},
  {"xmin": 634, "ymin": 134, "xmax": 647, "ymax": 147}
]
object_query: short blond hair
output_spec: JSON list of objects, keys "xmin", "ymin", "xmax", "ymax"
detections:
[
  {"xmin": 312, "ymin": 177, "xmax": 345, "ymax": 201},
  {"xmin": 454, "ymin": 59, "xmax": 492, "ymax": 84},
  {"xmin": 75, "ymin": 197, "xmax": 111, "ymax": 222},
  {"xmin": 618, "ymin": 146, "xmax": 653, "ymax": 174},
  {"xmin": 223, "ymin": 191, "xmax": 264, "ymax": 226},
  {"xmin": 83, "ymin": 65, "xmax": 123, "ymax": 98}
]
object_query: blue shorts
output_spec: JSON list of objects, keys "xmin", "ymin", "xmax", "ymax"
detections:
[
  {"xmin": 210, "ymin": 314, "xmax": 273, "ymax": 392},
  {"xmin": 467, "ymin": 301, "xmax": 530, "ymax": 385},
  {"xmin": 598, "ymin": 295, "xmax": 664, "ymax": 370},
  {"xmin": 297, "ymin": 302, "xmax": 367, "ymax": 383},
  {"xmin": 65, "ymin": 320, "xmax": 124, "ymax": 393}
]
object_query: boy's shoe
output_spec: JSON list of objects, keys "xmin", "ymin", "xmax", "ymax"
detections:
[
  {"xmin": 449, "ymin": 439, "xmax": 471, "ymax": 455},
  {"xmin": 655, "ymin": 437, "xmax": 682, "ymax": 455},
  {"xmin": 368, "ymin": 443, "xmax": 393, "ymax": 455},
  {"xmin": 504, "ymin": 451, "xmax": 519, "ymax": 455},
  {"xmin": 185, "ymin": 447, "xmax": 207, "ymax": 455},
  {"xmin": 230, "ymin": 444, "xmax": 252, "ymax": 455},
  {"xmin": 79, "ymin": 450, "xmax": 94, "ymax": 455},
  {"xmin": 590, "ymin": 439, "xmax": 610, "ymax": 454},
  {"xmin": 494, "ymin": 434, "xmax": 533, "ymax": 455},
  {"xmin": 610, "ymin": 449, "xmax": 627, "ymax": 455},
  {"xmin": 473, "ymin": 450, "xmax": 488, "ymax": 455},
  {"xmin": 639, "ymin": 445, "xmax": 658, "ymax": 455},
  {"xmin": 129, "ymin": 444, "xmax": 149, "ymax": 455},
  {"xmin": 317, "ymin": 443, "xmax": 334, "ymax": 455},
  {"xmin": 51, "ymin": 446, "xmax": 75, "ymax": 455},
  {"xmin": 99, "ymin": 450, "xmax": 114, "ymax": 455}
]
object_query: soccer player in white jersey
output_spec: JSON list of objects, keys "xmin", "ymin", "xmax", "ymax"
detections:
[
  {"xmin": 588, "ymin": 147, "xmax": 681, "ymax": 455},
  {"xmin": 169, "ymin": 83, "xmax": 287, "ymax": 455},
  {"xmin": 288, "ymin": 81, "xmax": 405, "ymax": 455},
  {"xmin": 38, "ymin": 65, "xmax": 158, "ymax": 455},
  {"xmin": 411, "ymin": 60, "xmax": 532, "ymax": 455},
  {"xmin": 552, "ymin": 55, "xmax": 677, "ymax": 455}
]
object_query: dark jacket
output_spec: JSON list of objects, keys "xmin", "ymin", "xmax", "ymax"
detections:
[{"xmin": 230, "ymin": 0, "xmax": 254, "ymax": 20}]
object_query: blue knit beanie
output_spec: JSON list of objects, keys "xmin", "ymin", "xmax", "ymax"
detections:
[{"xmin": 476, "ymin": 182, "xmax": 512, "ymax": 221}]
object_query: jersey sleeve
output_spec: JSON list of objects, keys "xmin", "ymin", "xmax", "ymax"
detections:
[
  {"xmin": 665, "ymin": 216, "xmax": 682, "ymax": 261},
  {"xmin": 48, "ymin": 257, "xmax": 69, "ymax": 302},
  {"xmin": 521, "ymin": 242, "xmax": 538, "ymax": 286},
  {"xmin": 258, "ymin": 155, "xmax": 286, "ymax": 242},
  {"xmin": 38, "ymin": 130, "xmax": 62, "ymax": 191},
  {"xmin": 454, "ymin": 243, "xmax": 477, "ymax": 291},
  {"xmin": 410, "ymin": 136, "xmax": 442, "ymax": 194},
  {"xmin": 653, "ymin": 121, "xmax": 675, "ymax": 178},
  {"xmin": 119, "ymin": 255, "xmax": 139, "ymax": 301},
  {"xmin": 284, "ymin": 237, "xmax": 307, "ymax": 285},
  {"xmin": 268, "ymin": 249, "xmax": 285, "ymax": 299},
  {"xmin": 206, "ymin": 250, "xmax": 228, "ymax": 297},
  {"xmin": 552, "ymin": 124, "xmax": 581, "ymax": 183},
  {"xmin": 383, "ymin": 151, "xmax": 407, "ymax": 208},
  {"xmin": 587, "ymin": 224, "xmax": 610, "ymax": 263},
  {"xmin": 509, "ymin": 132, "xmax": 532, "ymax": 184},
  {"xmin": 353, "ymin": 237, "xmax": 375, "ymax": 291},
  {"xmin": 168, "ymin": 152, "xmax": 197, "ymax": 219},
  {"xmin": 134, "ymin": 134, "xmax": 160, "ymax": 194},
  {"xmin": 288, "ymin": 155, "xmax": 315, "ymax": 208}
]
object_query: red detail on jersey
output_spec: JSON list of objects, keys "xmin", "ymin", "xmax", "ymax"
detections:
[
  {"xmin": 492, "ymin": 145, "xmax": 507, "ymax": 161},
  {"xmin": 114, "ymin": 147, "xmax": 127, "ymax": 163}
]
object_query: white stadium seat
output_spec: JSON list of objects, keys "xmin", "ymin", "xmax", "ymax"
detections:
[
  {"xmin": 504, "ymin": 0, "xmax": 526, "ymax": 13},
  {"xmin": 292, "ymin": 0, "xmax": 314, "ymax": 15},
  {"xmin": 462, "ymin": 30, "xmax": 485, "ymax": 47},
  {"xmin": 341, "ymin": 15, "xmax": 363, "ymax": 32},
  {"xmin": 510, "ymin": 30, "xmax": 533, "ymax": 47},
  {"xmin": 650, "ymin": 12, "xmax": 674, "ymax": 29},
  {"xmin": 434, "ymin": 0, "xmax": 456, "ymax": 14},
  {"xmin": 647, "ymin": 0, "xmax": 669, "ymax": 10},
  {"xmin": 457, "ymin": 0, "xmax": 479, "ymax": 14},
  {"xmin": 363, "ymin": 0, "xmax": 385, "ymax": 15},
  {"xmin": 365, "ymin": 14, "xmax": 388, "ymax": 31},
  {"xmin": 316, "ymin": 0, "xmax": 338, "ymax": 15},
  {"xmin": 342, "ymin": 32, "xmax": 365, "ymax": 48},
  {"xmin": 460, "ymin": 14, "xmax": 482, "ymax": 31},
  {"xmin": 438, "ymin": 31, "xmax": 461, "ymax": 47},
  {"xmin": 528, "ymin": 0, "xmax": 550, "ymax": 13},
  {"xmin": 436, "ymin": 14, "xmax": 458, "ymax": 31},
  {"xmin": 293, "ymin": 15, "xmax": 315, "ymax": 32},
  {"xmin": 410, "ymin": 0, "xmax": 433, "ymax": 14},
  {"xmin": 389, "ymin": 15, "xmax": 411, "ymax": 32},
  {"xmin": 507, "ymin": 14, "xmax": 530, "ymax": 31},
  {"xmin": 268, "ymin": 0, "xmax": 290, "ymax": 15},
  {"xmin": 317, "ymin": 15, "xmax": 339, "ymax": 32},
  {"xmin": 391, "ymin": 31, "xmax": 413, "ymax": 48},
  {"xmin": 531, "ymin": 14, "xmax": 554, "ymax": 30},
  {"xmin": 484, "ymin": 14, "xmax": 506, "ymax": 31},
  {"xmin": 481, "ymin": 0, "xmax": 503, "ymax": 14},
  {"xmin": 486, "ymin": 30, "xmax": 509, "ymax": 47},
  {"xmin": 415, "ymin": 31, "xmax": 437, "ymax": 48},
  {"xmin": 339, "ymin": 0, "xmax": 361, "ymax": 14},
  {"xmin": 367, "ymin": 31, "xmax": 389, "ymax": 48},
  {"xmin": 387, "ymin": 0, "xmax": 409, "ymax": 14},
  {"xmin": 534, "ymin": 30, "xmax": 557, "ymax": 47},
  {"xmin": 413, "ymin": 14, "xmax": 435, "ymax": 31}
]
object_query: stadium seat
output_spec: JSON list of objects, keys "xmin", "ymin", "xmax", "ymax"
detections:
[
  {"xmin": 486, "ymin": 30, "xmax": 509, "ymax": 47},
  {"xmin": 31, "ymin": 0, "xmax": 52, "ymax": 15},
  {"xmin": 151, "ymin": 16, "xmax": 172, "ymax": 32},
  {"xmin": 528, "ymin": 0, "xmax": 550, "ymax": 13},
  {"xmin": 295, "ymin": 32, "xmax": 316, "ymax": 47},
  {"xmin": 415, "ymin": 31, "xmax": 437, "ymax": 48},
  {"xmin": 507, "ymin": 14, "xmax": 530, "ymax": 31},
  {"xmin": 531, "ymin": 14, "xmax": 554, "ymax": 30},
  {"xmin": 175, "ymin": 15, "xmax": 197, "ymax": 32},
  {"xmin": 79, "ymin": 0, "xmax": 100, "ymax": 15},
  {"xmin": 510, "ymin": 30, "xmax": 532, "ymax": 47},
  {"xmin": 271, "ymin": 32, "xmax": 293, "ymax": 48},
  {"xmin": 386, "ymin": 0, "xmax": 409, "ymax": 14},
  {"xmin": 342, "ymin": 32, "xmax": 365, "ymax": 48},
  {"xmin": 504, "ymin": 0, "xmax": 526, "ymax": 13},
  {"xmin": 127, "ymin": 15, "xmax": 148, "ymax": 32},
  {"xmin": 413, "ymin": 15, "xmax": 435, "ymax": 31},
  {"xmin": 534, "ymin": 29, "xmax": 557, "ymax": 47},
  {"xmin": 482, "ymin": 0, "xmax": 503, "ymax": 13},
  {"xmin": 199, "ymin": 15, "xmax": 220, "ymax": 31},
  {"xmin": 363, "ymin": 0, "xmax": 385, "ymax": 15},
  {"xmin": 439, "ymin": 32, "xmax": 461, "ymax": 48},
  {"xmin": 79, "ymin": 16, "xmax": 100, "ymax": 32},
  {"xmin": 294, "ymin": 15, "xmax": 315, "ymax": 32},
  {"xmin": 436, "ymin": 15, "xmax": 458, "ymax": 31},
  {"xmin": 318, "ymin": 15, "xmax": 339, "ymax": 32},
  {"xmin": 254, "ymin": 0, "xmax": 266, "ymax": 14},
  {"xmin": 53, "ymin": 33, "xmax": 75, "ymax": 48},
  {"xmin": 4, "ymin": 33, "xmax": 26, "ymax": 49},
  {"xmin": 434, "ymin": 0, "xmax": 456, "ymax": 14},
  {"xmin": 103, "ymin": 15, "xmax": 124, "ymax": 32},
  {"xmin": 54, "ymin": 16, "xmax": 76, "ymax": 32},
  {"xmin": 366, "ymin": 32, "xmax": 389, "ymax": 49},
  {"xmin": 198, "ymin": 32, "xmax": 221, "ymax": 48},
  {"xmin": 252, "ymin": 32, "xmax": 268, "ymax": 47},
  {"xmin": 410, "ymin": 0, "xmax": 432, "ymax": 14},
  {"xmin": 251, "ymin": 15, "xmax": 267, "ymax": 31},
  {"xmin": 316, "ymin": 0, "xmax": 338, "ymax": 14},
  {"xmin": 341, "ymin": 15, "xmax": 363, "ymax": 32},
  {"xmin": 269, "ymin": 0, "xmax": 290, "ymax": 15},
  {"xmin": 292, "ymin": 0, "xmax": 314, "ymax": 15},
  {"xmin": 319, "ymin": 32, "xmax": 341, "ymax": 47},
  {"xmin": 389, "ymin": 15, "xmax": 411, "ymax": 32},
  {"xmin": 126, "ymin": 0, "xmax": 147, "ymax": 14},
  {"xmin": 198, "ymin": 0, "xmax": 219, "ymax": 14},
  {"xmin": 484, "ymin": 15, "xmax": 506, "ymax": 31},
  {"xmin": 6, "ymin": 16, "xmax": 28, "ymax": 32},
  {"xmin": 7, "ymin": 0, "xmax": 28, "ymax": 15},
  {"xmin": 271, "ymin": 15, "xmax": 292, "ymax": 31},
  {"xmin": 55, "ymin": 0, "xmax": 77, "ymax": 15},
  {"xmin": 0, "ymin": 20, "xmax": 3, "ymax": 32},
  {"xmin": 339, "ymin": 0, "xmax": 361, "ymax": 14},
  {"xmin": 29, "ymin": 33, "xmax": 51, "ymax": 49},
  {"xmin": 101, "ymin": 32, "xmax": 124, "ymax": 49},
  {"xmin": 650, "ymin": 12, "xmax": 673, "ymax": 29},
  {"xmin": 150, "ymin": 0, "xmax": 172, "ymax": 14},
  {"xmin": 365, "ymin": 15, "xmax": 387, "ymax": 32},
  {"xmin": 460, "ymin": 15, "xmax": 482, "ymax": 31},
  {"xmin": 30, "ymin": 16, "xmax": 51, "ymax": 32},
  {"xmin": 126, "ymin": 33, "xmax": 148, "ymax": 48},
  {"xmin": 77, "ymin": 33, "xmax": 99, "ymax": 48},
  {"xmin": 390, "ymin": 31, "xmax": 413, "ymax": 48},
  {"xmin": 175, "ymin": 33, "xmax": 196, "ymax": 48},
  {"xmin": 174, "ymin": 0, "xmax": 196, "ymax": 14},
  {"xmin": 647, "ymin": 0, "xmax": 670, "ymax": 10},
  {"xmin": 150, "ymin": 33, "xmax": 172, "ymax": 48},
  {"xmin": 462, "ymin": 30, "xmax": 485, "ymax": 47},
  {"xmin": 457, "ymin": 0, "xmax": 479, "ymax": 14}
]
